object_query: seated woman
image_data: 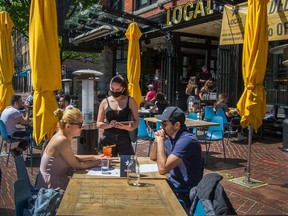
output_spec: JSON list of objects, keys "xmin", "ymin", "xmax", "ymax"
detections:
[
  {"xmin": 214, "ymin": 94, "xmax": 238, "ymax": 120},
  {"xmin": 37, "ymin": 107, "xmax": 104, "ymax": 192},
  {"xmin": 185, "ymin": 76, "xmax": 200, "ymax": 113},
  {"xmin": 214, "ymin": 94, "xmax": 245, "ymax": 141},
  {"xmin": 149, "ymin": 92, "xmax": 169, "ymax": 114}
]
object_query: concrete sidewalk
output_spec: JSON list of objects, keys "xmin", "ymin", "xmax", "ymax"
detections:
[{"xmin": 1, "ymin": 133, "xmax": 288, "ymax": 215}]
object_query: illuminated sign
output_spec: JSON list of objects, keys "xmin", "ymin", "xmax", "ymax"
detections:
[{"xmin": 166, "ymin": 0, "xmax": 220, "ymax": 25}]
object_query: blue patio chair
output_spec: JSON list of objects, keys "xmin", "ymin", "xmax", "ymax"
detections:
[
  {"xmin": 13, "ymin": 178, "xmax": 32, "ymax": 216},
  {"xmin": 187, "ymin": 112, "xmax": 198, "ymax": 134},
  {"xmin": 137, "ymin": 118, "xmax": 149, "ymax": 138},
  {"xmin": 147, "ymin": 121, "xmax": 161, "ymax": 156},
  {"xmin": 134, "ymin": 118, "xmax": 149, "ymax": 153},
  {"xmin": 0, "ymin": 119, "xmax": 28, "ymax": 167},
  {"xmin": 25, "ymin": 125, "xmax": 43, "ymax": 174},
  {"xmin": 203, "ymin": 106, "xmax": 215, "ymax": 122},
  {"xmin": 14, "ymin": 155, "xmax": 39, "ymax": 195},
  {"xmin": 197, "ymin": 116, "xmax": 226, "ymax": 165},
  {"xmin": 216, "ymin": 109, "xmax": 241, "ymax": 145}
]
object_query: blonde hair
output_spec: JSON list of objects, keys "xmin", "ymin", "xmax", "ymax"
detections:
[
  {"xmin": 54, "ymin": 107, "xmax": 82, "ymax": 130},
  {"xmin": 186, "ymin": 76, "xmax": 198, "ymax": 93}
]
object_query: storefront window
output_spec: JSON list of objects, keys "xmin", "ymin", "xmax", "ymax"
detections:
[
  {"xmin": 116, "ymin": 44, "xmax": 128, "ymax": 75},
  {"xmin": 137, "ymin": 0, "xmax": 158, "ymax": 9},
  {"xmin": 110, "ymin": 0, "xmax": 124, "ymax": 10}
]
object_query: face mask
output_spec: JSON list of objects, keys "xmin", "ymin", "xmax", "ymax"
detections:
[{"xmin": 110, "ymin": 90, "xmax": 122, "ymax": 98}]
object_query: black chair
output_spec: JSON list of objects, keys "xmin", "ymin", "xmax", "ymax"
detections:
[
  {"xmin": 13, "ymin": 178, "xmax": 32, "ymax": 216},
  {"xmin": 14, "ymin": 155, "xmax": 39, "ymax": 195}
]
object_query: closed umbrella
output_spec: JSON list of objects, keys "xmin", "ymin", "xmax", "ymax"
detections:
[
  {"xmin": 125, "ymin": 22, "xmax": 142, "ymax": 108},
  {"xmin": 29, "ymin": 0, "xmax": 62, "ymax": 144},
  {"xmin": 237, "ymin": 0, "xmax": 269, "ymax": 183},
  {"xmin": 0, "ymin": 12, "xmax": 15, "ymax": 112}
]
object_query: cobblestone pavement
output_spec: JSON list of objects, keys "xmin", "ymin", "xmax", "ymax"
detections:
[{"xmin": 1, "ymin": 132, "xmax": 288, "ymax": 215}]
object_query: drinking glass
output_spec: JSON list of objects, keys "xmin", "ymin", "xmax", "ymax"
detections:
[{"xmin": 101, "ymin": 158, "xmax": 109, "ymax": 174}]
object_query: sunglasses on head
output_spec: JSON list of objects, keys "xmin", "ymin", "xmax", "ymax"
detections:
[{"xmin": 70, "ymin": 121, "xmax": 83, "ymax": 128}]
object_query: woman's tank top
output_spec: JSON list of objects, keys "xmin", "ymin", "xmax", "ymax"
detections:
[{"xmin": 105, "ymin": 97, "xmax": 130, "ymax": 134}]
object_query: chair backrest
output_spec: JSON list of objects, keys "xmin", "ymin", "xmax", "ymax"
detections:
[
  {"xmin": 207, "ymin": 116, "xmax": 224, "ymax": 138},
  {"xmin": 187, "ymin": 113, "xmax": 198, "ymax": 134},
  {"xmin": 215, "ymin": 109, "xmax": 228, "ymax": 125},
  {"xmin": 156, "ymin": 121, "xmax": 161, "ymax": 130},
  {"xmin": 0, "ymin": 119, "xmax": 9, "ymax": 140},
  {"xmin": 204, "ymin": 106, "xmax": 215, "ymax": 122},
  {"xmin": 194, "ymin": 199, "xmax": 206, "ymax": 216},
  {"xmin": 187, "ymin": 112, "xmax": 198, "ymax": 120},
  {"xmin": 13, "ymin": 178, "xmax": 32, "ymax": 216},
  {"xmin": 14, "ymin": 156, "xmax": 34, "ymax": 190},
  {"xmin": 137, "ymin": 118, "xmax": 148, "ymax": 137}
]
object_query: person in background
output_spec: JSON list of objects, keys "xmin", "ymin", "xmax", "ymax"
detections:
[
  {"xmin": 149, "ymin": 92, "xmax": 169, "ymax": 114},
  {"xmin": 97, "ymin": 75, "xmax": 139, "ymax": 156},
  {"xmin": 214, "ymin": 93, "xmax": 245, "ymax": 141},
  {"xmin": 214, "ymin": 94, "xmax": 237, "ymax": 120},
  {"xmin": 0, "ymin": 95, "xmax": 30, "ymax": 157},
  {"xmin": 199, "ymin": 65, "xmax": 212, "ymax": 88},
  {"xmin": 25, "ymin": 90, "xmax": 34, "ymax": 107},
  {"xmin": 55, "ymin": 90, "xmax": 64, "ymax": 102},
  {"xmin": 199, "ymin": 79, "xmax": 214, "ymax": 100},
  {"xmin": 185, "ymin": 76, "xmax": 200, "ymax": 113},
  {"xmin": 37, "ymin": 107, "xmax": 104, "ymax": 192},
  {"xmin": 58, "ymin": 94, "xmax": 71, "ymax": 109},
  {"xmin": 150, "ymin": 106, "xmax": 203, "ymax": 189},
  {"xmin": 145, "ymin": 84, "xmax": 156, "ymax": 108}
]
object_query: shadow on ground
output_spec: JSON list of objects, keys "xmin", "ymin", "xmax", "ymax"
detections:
[{"xmin": 205, "ymin": 152, "xmax": 246, "ymax": 171}]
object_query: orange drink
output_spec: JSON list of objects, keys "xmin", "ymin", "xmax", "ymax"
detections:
[{"xmin": 103, "ymin": 146, "xmax": 112, "ymax": 157}]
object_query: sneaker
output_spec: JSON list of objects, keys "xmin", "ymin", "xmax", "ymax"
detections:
[{"xmin": 10, "ymin": 148, "xmax": 21, "ymax": 158}]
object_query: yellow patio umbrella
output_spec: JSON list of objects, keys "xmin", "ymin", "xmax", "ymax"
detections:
[
  {"xmin": 29, "ymin": 0, "xmax": 62, "ymax": 144},
  {"xmin": 236, "ymin": 0, "xmax": 269, "ymax": 183},
  {"xmin": 0, "ymin": 12, "xmax": 15, "ymax": 112},
  {"xmin": 125, "ymin": 22, "xmax": 142, "ymax": 108}
]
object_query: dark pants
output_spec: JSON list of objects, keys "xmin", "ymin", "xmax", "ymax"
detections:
[
  {"xmin": 99, "ymin": 131, "xmax": 134, "ymax": 156},
  {"xmin": 9, "ymin": 130, "xmax": 29, "ymax": 150}
]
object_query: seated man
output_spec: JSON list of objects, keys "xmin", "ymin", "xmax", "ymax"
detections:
[
  {"xmin": 0, "ymin": 95, "xmax": 30, "ymax": 156},
  {"xmin": 58, "ymin": 94, "xmax": 71, "ymax": 109},
  {"xmin": 150, "ymin": 106, "xmax": 203, "ymax": 189},
  {"xmin": 145, "ymin": 84, "xmax": 156, "ymax": 108}
]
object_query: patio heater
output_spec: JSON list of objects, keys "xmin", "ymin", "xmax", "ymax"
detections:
[
  {"xmin": 62, "ymin": 79, "xmax": 72, "ymax": 95},
  {"xmin": 73, "ymin": 69, "xmax": 103, "ymax": 154}
]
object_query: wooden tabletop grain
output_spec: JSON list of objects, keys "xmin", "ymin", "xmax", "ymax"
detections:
[{"xmin": 57, "ymin": 178, "xmax": 187, "ymax": 216}]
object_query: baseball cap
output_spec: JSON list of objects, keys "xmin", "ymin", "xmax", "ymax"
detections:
[{"xmin": 155, "ymin": 106, "xmax": 186, "ymax": 125}]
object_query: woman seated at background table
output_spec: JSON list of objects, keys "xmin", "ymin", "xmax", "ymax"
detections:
[
  {"xmin": 37, "ymin": 107, "xmax": 103, "ymax": 192},
  {"xmin": 214, "ymin": 93, "xmax": 238, "ymax": 120},
  {"xmin": 149, "ymin": 92, "xmax": 169, "ymax": 114},
  {"xmin": 214, "ymin": 94, "xmax": 246, "ymax": 141}
]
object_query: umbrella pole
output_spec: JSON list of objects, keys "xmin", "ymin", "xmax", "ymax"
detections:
[{"xmin": 245, "ymin": 126, "xmax": 253, "ymax": 183}]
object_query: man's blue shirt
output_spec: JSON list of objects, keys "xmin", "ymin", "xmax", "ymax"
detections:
[{"xmin": 165, "ymin": 127, "xmax": 202, "ymax": 189}]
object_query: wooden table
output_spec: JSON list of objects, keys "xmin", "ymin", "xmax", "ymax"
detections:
[
  {"xmin": 57, "ymin": 178, "xmax": 187, "ymax": 216},
  {"xmin": 72, "ymin": 157, "xmax": 166, "ymax": 179},
  {"xmin": 144, "ymin": 117, "xmax": 219, "ymax": 128}
]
